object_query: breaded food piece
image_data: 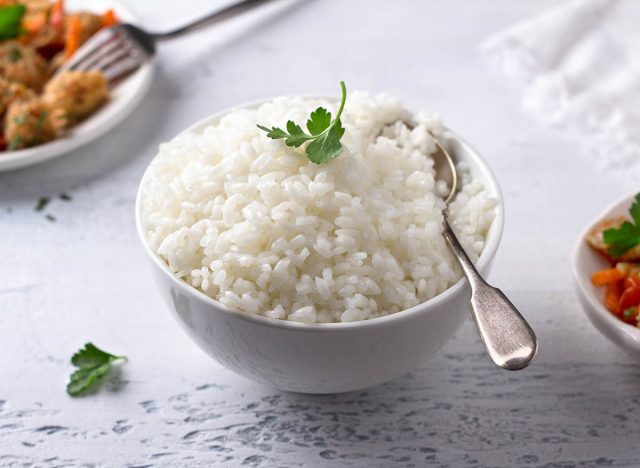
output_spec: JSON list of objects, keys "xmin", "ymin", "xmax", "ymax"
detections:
[
  {"xmin": 5, "ymin": 98, "xmax": 56, "ymax": 150},
  {"xmin": 43, "ymin": 69, "xmax": 108, "ymax": 129},
  {"xmin": 0, "ymin": 42, "xmax": 48, "ymax": 91},
  {"xmin": 0, "ymin": 76, "xmax": 36, "ymax": 117}
]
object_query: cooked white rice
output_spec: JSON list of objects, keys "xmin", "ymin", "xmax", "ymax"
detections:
[{"xmin": 140, "ymin": 92, "xmax": 497, "ymax": 323}]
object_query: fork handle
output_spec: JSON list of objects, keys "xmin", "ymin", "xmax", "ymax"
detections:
[
  {"xmin": 442, "ymin": 218, "xmax": 538, "ymax": 371},
  {"xmin": 150, "ymin": 0, "xmax": 275, "ymax": 40}
]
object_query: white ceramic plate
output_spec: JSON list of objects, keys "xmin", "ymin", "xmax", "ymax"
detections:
[
  {"xmin": 0, "ymin": 0, "xmax": 154, "ymax": 172},
  {"xmin": 572, "ymin": 192, "xmax": 640, "ymax": 358}
]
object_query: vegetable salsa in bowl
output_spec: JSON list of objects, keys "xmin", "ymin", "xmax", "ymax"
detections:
[
  {"xmin": 587, "ymin": 193, "xmax": 640, "ymax": 328},
  {"xmin": 573, "ymin": 192, "xmax": 640, "ymax": 359}
]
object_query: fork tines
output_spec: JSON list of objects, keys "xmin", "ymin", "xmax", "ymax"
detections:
[{"xmin": 57, "ymin": 24, "xmax": 148, "ymax": 84}]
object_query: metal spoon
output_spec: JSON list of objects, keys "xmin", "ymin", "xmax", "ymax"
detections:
[
  {"xmin": 378, "ymin": 120, "xmax": 538, "ymax": 370},
  {"xmin": 430, "ymin": 135, "xmax": 538, "ymax": 370}
]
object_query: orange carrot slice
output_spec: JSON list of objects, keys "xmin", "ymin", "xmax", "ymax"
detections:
[
  {"xmin": 65, "ymin": 15, "xmax": 81, "ymax": 59},
  {"xmin": 24, "ymin": 11, "xmax": 47, "ymax": 34},
  {"xmin": 102, "ymin": 9, "xmax": 117, "ymax": 28},
  {"xmin": 591, "ymin": 268, "xmax": 626, "ymax": 286}
]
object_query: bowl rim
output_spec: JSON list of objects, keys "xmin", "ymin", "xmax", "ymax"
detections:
[
  {"xmin": 572, "ymin": 191, "xmax": 640, "ymax": 342},
  {"xmin": 135, "ymin": 95, "xmax": 505, "ymax": 332}
]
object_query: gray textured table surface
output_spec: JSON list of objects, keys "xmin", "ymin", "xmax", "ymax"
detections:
[{"xmin": 1, "ymin": 0, "xmax": 639, "ymax": 466}]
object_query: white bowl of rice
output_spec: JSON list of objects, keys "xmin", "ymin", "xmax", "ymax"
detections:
[{"xmin": 136, "ymin": 91, "xmax": 503, "ymax": 393}]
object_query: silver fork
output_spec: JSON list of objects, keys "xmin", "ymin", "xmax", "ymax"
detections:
[{"xmin": 56, "ymin": 0, "xmax": 274, "ymax": 84}]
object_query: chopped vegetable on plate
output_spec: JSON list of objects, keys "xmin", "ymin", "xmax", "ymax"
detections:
[{"xmin": 0, "ymin": 0, "xmax": 118, "ymax": 151}]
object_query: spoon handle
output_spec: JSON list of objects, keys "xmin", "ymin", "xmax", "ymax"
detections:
[{"xmin": 442, "ymin": 219, "xmax": 538, "ymax": 370}]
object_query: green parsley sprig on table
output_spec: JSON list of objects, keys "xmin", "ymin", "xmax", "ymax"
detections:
[
  {"xmin": 603, "ymin": 193, "xmax": 640, "ymax": 259},
  {"xmin": 67, "ymin": 343, "xmax": 127, "ymax": 396},
  {"xmin": 257, "ymin": 81, "xmax": 347, "ymax": 164}
]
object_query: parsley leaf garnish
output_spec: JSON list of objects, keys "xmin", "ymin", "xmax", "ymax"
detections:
[
  {"xmin": 35, "ymin": 196, "xmax": 50, "ymax": 211},
  {"xmin": 257, "ymin": 81, "xmax": 347, "ymax": 164},
  {"xmin": 603, "ymin": 193, "xmax": 640, "ymax": 259},
  {"xmin": 67, "ymin": 343, "xmax": 126, "ymax": 396},
  {"xmin": 0, "ymin": 5, "xmax": 26, "ymax": 40},
  {"xmin": 8, "ymin": 134, "xmax": 22, "ymax": 151}
]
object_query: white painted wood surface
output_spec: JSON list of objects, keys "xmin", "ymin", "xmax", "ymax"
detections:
[{"xmin": 1, "ymin": 1, "xmax": 639, "ymax": 466}]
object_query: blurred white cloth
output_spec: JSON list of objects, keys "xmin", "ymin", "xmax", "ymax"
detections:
[{"xmin": 482, "ymin": 0, "xmax": 640, "ymax": 171}]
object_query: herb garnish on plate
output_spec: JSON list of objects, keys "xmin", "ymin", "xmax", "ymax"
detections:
[
  {"xmin": 67, "ymin": 343, "xmax": 127, "ymax": 396},
  {"xmin": 603, "ymin": 193, "xmax": 640, "ymax": 258},
  {"xmin": 0, "ymin": 4, "xmax": 26, "ymax": 40},
  {"xmin": 257, "ymin": 81, "xmax": 347, "ymax": 164}
]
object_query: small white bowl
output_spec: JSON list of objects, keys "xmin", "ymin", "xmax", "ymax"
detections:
[
  {"xmin": 135, "ymin": 99, "xmax": 505, "ymax": 393},
  {"xmin": 572, "ymin": 193, "xmax": 640, "ymax": 358}
]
